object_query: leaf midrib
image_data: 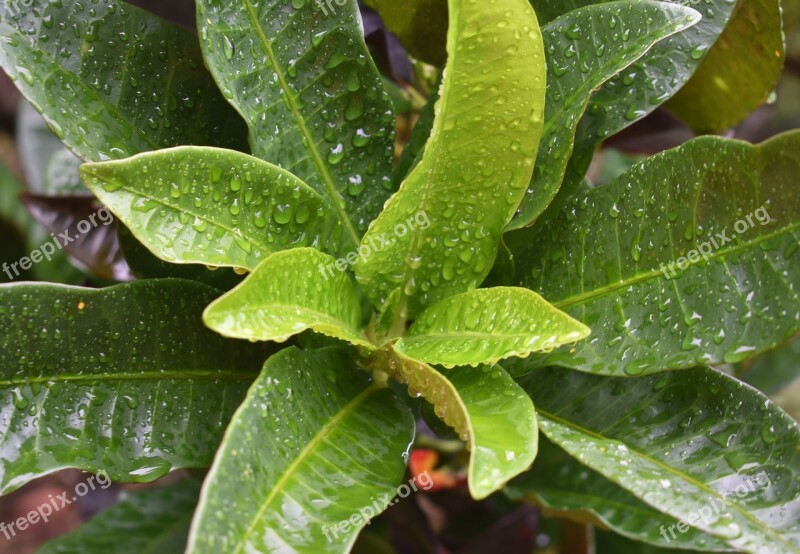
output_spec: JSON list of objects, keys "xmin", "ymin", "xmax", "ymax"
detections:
[
  {"xmin": 231, "ymin": 383, "xmax": 380, "ymax": 554},
  {"xmin": 0, "ymin": 369, "xmax": 257, "ymax": 387},
  {"xmin": 553, "ymin": 221, "xmax": 800, "ymax": 309},
  {"xmin": 239, "ymin": 0, "xmax": 360, "ymax": 248},
  {"xmin": 538, "ymin": 411, "xmax": 800, "ymax": 552}
]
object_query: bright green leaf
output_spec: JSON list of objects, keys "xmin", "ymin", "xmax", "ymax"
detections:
[
  {"xmin": 203, "ymin": 248, "xmax": 371, "ymax": 347},
  {"xmin": 196, "ymin": 0, "xmax": 396, "ymax": 251},
  {"xmin": 506, "ymin": 437, "xmax": 731, "ymax": 551},
  {"xmin": 0, "ymin": 279, "xmax": 274, "ymax": 495},
  {"xmin": 368, "ymin": 348, "xmax": 537, "ymax": 499},
  {"xmin": 0, "ymin": 0, "xmax": 246, "ymax": 161},
  {"xmin": 667, "ymin": 0, "xmax": 786, "ymax": 133},
  {"xmin": 80, "ymin": 147, "xmax": 339, "ymax": 270},
  {"xmin": 509, "ymin": 132, "xmax": 800, "ymax": 376},
  {"xmin": 186, "ymin": 346, "xmax": 415, "ymax": 553},
  {"xmin": 521, "ymin": 366, "xmax": 800, "ymax": 553},
  {"xmin": 355, "ymin": 0, "xmax": 546, "ymax": 317},
  {"xmin": 508, "ymin": 0, "xmax": 700, "ymax": 230},
  {"xmin": 394, "ymin": 287, "xmax": 589, "ymax": 368},
  {"xmin": 38, "ymin": 480, "xmax": 200, "ymax": 554}
]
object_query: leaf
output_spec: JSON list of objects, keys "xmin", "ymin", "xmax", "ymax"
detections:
[
  {"xmin": 80, "ymin": 147, "xmax": 340, "ymax": 270},
  {"xmin": 666, "ymin": 0, "xmax": 786, "ymax": 133},
  {"xmin": 739, "ymin": 334, "xmax": 800, "ymax": 396},
  {"xmin": 196, "ymin": 0, "xmax": 396, "ymax": 250},
  {"xmin": 520, "ymin": 366, "xmax": 800, "ymax": 553},
  {"xmin": 0, "ymin": 279, "xmax": 274, "ymax": 495},
  {"xmin": 372, "ymin": 0, "xmax": 448, "ymax": 65},
  {"xmin": 0, "ymin": 0, "xmax": 246, "ymax": 161},
  {"xmin": 393, "ymin": 75, "xmax": 440, "ymax": 187},
  {"xmin": 510, "ymin": 132, "xmax": 800, "ymax": 376},
  {"xmin": 203, "ymin": 248, "xmax": 371, "ymax": 347},
  {"xmin": 508, "ymin": 0, "xmax": 701, "ymax": 230},
  {"xmin": 394, "ymin": 287, "xmax": 589, "ymax": 368},
  {"xmin": 355, "ymin": 0, "xmax": 546, "ymax": 317},
  {"xmin": 506, "ymin": 437, "xmax": 731, "ymax": 551},
  {"xmin": 38, "ymin": 480, "xmax": 200, "ymax": 554},
  {"xmin": 368, "ymin": 348, "xmax": 537, "ymax": 499},
  {"xmin": 186, "ymin": 346, "xmax": 415, "ymax": 553}
]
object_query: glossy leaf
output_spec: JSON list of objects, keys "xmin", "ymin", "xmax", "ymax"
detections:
[
  {"xmin": 372, "ymin": 0, "xmax": 448, "ymax": 65},
  {"xmin": 355, "ymin": 0, "xmax": 546, "ymax": 317},
  {"xmin": 0, "ymin": 279, "xmax": 273, "ymax": 495},
  {"xmin": 0, "ymin": 0, "xmax": 246, "ymax": 161},
  {"xmin": 506, "ymin": 437, "xmax": 731, "ymax": 551},
  {"xmin": 196, "ymin": 0, "xmax": 396, "ymax": 250},
  {"xmin": 667, "ymin": 0, "xmax": 785, "ymax": 133},
  {"xmin": 509, "ymin": 0, "xmax": 700, "ymax": 230},
  {"xmin": 203, "ymin": 248, "xmax": 371, "ymax": 347},
  {"xmin": 521, "ymin": 367, "xmax": 800, "ymax": 553},
  {"xmin": 511, "ymin": 132, "xmax": 800, "ymax": 376},
  {"xmin": 368, "ymin": 348, "xmax": 537, "ymax": 499},
  {"xmin": 394, "ymin": 287, "xmax": 589, "ymax": 368},
  {"xmin": 81, "ymin": 147, "xmax": 339, "ymax": 270},
  {"xmin": 186, "ymin": 346, "xmax": 415, "ymax": 553},
  {"xmin": 38, "ymin": 480, "xmax": 200, "ymax": 554}
]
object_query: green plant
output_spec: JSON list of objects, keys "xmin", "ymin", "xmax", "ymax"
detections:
[{"xmin": 0, "ymin": 0, "xmax": 798, "ymax": 552}]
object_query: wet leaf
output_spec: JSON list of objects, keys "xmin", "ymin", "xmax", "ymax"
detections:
[
  {"xmin": 81, "ymin": 147, "xmax": 339, "ymax": 270},
  {"xmin": 509, "ymin": 132, "xmax": 800, "ymax": 376},
  {"xmin": 355, "ymin": 0, "xmax": 546, "ymax": 317},
  {"xmin": 203, "ymin": 248, "xmax": 371, "ymax": 347},
  {"xmin": 520, "ymin": 367, "xmax": 800, "ymax": 553},
  {"xmin": 0, "ymin": 279, "xmax": 274, "ymax": 495},
  {"xmin": 186, "ymin": 346, "xmax": 415, "ymax": 553},
  {"xmin": 0, "ymin": 0, "xmax": 246, "ymax": 161},
  {"xmin": 394, "ymin": 287, "xmax": 589, "ymax": 368}
]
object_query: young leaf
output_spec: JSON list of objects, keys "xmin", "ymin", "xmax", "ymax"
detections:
[
  {"xmin": 196, "ymin": 0, "xmax": 396, "ymax": 249},
  {"xmin": 38, "ymin": 480, "xmax": 200, "ymax": 554},
  {"xmin": 508, "ymin": 0, "xmax": 701, "ymax": 230},
  {"xmin": 520, "ymin": 367, "xmax": 800, "ymax": 553},
  {"xmin": 355, "ymin": 0, "xmax": 546, "ymax": 317},
  {"xmin": 186, "ymin": 347, "xmax": 415, "ymax": 553},
  {"xmin": 0, "ymin": 280, "xmax": 273, "ymax": 495},
  {"xmin": 510, "ymin": 132, "xmax": 800, "ymax": 376},
  {"xmin": 666, "ymin": 0, "xmax": 785, "ymax": 133},
  {"xmin": 0, "ymin": 0, "xmax": 246, "ymax": 161},
  {"xmin": 369, "ymin": 349, "xmax": 537, "ymax": 499},
  {"xmin": 203, "ymin": 248, "xmax": 372, "ymax": 348},
  {"xmin": 394, "ymin": 287, "xmax": 589, "ymax": 368},
  {"xmin": 81, "ymin": 147, "xmax": 339, "ymax": 270},
  {"xmin": 506, "ymin": 437, "xmax": 731, "ymax": 551}
]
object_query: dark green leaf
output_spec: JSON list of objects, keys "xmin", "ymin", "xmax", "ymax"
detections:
[
  {"xmin": 186, "ymin": 346, "xmax": 415, "ymax": 553},
  {"xmin": 0, "ymin": 279, "xmax": 273, "ymax": 495}
]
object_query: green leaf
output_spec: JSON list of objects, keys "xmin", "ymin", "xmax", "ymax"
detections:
[
  {"xmin": 393, "ymin": 74, "xmax": 440, "ymax": 187},
  {"xmin": 186, "ymin": 346, "xmax": 415, "ymax": 553},
  {"xmin": 0, "ymin": 0, "xmax": 246, "ymax": 161},
  {"xmin": 508, "ymin": 0, "xmax": 701, "ymax": 230},
  {"xmin": 666, "ymin": 0, "xmax": 786, "ymax": 133},
  {"xmin": 203, "ymin": 248, "xmax": 371, "ymax": 347},
  {"xmin": 372, "ymin": 0, "xmax": 448, "ymax": 65},
  {"xmin": 394, "ymin": 287, "xmax": 589, "ymax": 368},
  {"xmin": 0, "ymin": 279, "xmax": 273, "ymax": 495},
  {"xmin": 80, "ymin": 147, "xmax": 339, "ymax": 270},
  {"xmin": 196, "ymin": 0, "xmax": 396, "ymax": 250},
  {"xmin": 369, "ymin": 348, "xmax": 537, "ymax": 499},
  {"xmin": 521, "ymin": 366, "xmax": 800, "ymax": 553},
  {"xmin": 510, "ymin": 132, "xmax": 800, "ymax": 376},
  {"xmin": 355, "ymin": 0, "xmax": 546, "ymax": 317},
  {"xmin": 38, "ymin": 480, "xmax": 200, "ymax": 554},
  {"xmin": 739, "ymin": 334, "xmax": 800, "ymax": 396},
  {"xmin": 506, "ymin": 437, "xmax": 731, "ymax": 551}
]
